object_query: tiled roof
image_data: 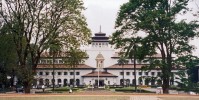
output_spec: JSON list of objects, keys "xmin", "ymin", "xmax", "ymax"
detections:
[
  {"xmin": 105, "ymin": 64, "xmax": 186, "ymax": 70},
  {"xmin": 105, "ymin": 64, "xmax": 145, "ymax": 69},
  {"xmin": 111, "ymin": 53, "xmax": 162, "ymax": 58},
  {"xmin": 82, "ymin": 71, "xmax": 118, "ymax": 77},
  {"xmin": 36, "ymin": 64, "xmax": 95, "ymax": 69}
]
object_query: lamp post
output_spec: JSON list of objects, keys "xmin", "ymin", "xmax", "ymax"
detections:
[{"xmin": 98, "ymin": 63, "xmax": 100, "ymax": 88}]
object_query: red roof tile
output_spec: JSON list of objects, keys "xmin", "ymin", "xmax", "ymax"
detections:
[
  {"xmin": 36, "ymin": 64, "xmax": 94, "ymax": 69},
  {"xmin": 82, "ymin": 71, "xmax": 118, "ymax": 77},
  {"xmin": 111, "ymin": 53, "xmax": 162, "ymax": 58},
  {"xmin": 105, "ymin": 64, "xmax": 145, "ymax": 69}
]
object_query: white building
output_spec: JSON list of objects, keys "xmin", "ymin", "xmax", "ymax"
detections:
[{"xmin": 35, "ymin": 31, "xmax": 183, "ymax": 87}]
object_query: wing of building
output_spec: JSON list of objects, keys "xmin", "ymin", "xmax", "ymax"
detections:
[{"xmin": 35, "ymin": 30, "xmax": 185, "ymax": 88}]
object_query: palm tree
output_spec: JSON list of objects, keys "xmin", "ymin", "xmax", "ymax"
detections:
[
  {"xmin": 124, "ymin": 38, "xmax": 142, "ymax": 92},
  {"xmin": 127, "ymin": 46, "xmax": 138, "ymax": 92},
  {"xmin": 118, "ymin": 56, "xmax": 128, "ymax": 87},
  {"xmin": 64, "ymin": 47, "xmax": 87, "ymax": 87}
]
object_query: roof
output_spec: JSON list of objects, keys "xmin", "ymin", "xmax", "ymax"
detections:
[
  {"xmin": 111, "ymin": 52, "xmax": 162, "ymax": 58},
  {"xmin": 105, "ymin": 64, "xmax": 186, "ymax": 70},
  {"xmin": 105, "ymin": 64, "xmax": 145, "ymax": 69},
  {"xmin": 82, "ymin": 71, "xmax": 118, "ymax": 77},
  {"xmin": 96, "ymin": 53, "xmax": 104, "ymax": 60},
  {"xmin": 36, "ymin": 64, "xmax": 95, "ymax": 69}
]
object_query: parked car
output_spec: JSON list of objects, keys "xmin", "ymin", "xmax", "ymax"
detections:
[
  {"xmin": 16, "ymin": 85, "xmax": 24, "ymax": 93},
  {"xmin": 37, "ymin": 85, "xmax": 44, "ymax": 89}
]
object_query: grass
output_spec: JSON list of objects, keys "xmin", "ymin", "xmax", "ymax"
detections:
[
  {"xmin": 0, "ymin": 96, "xmax": 130, "ymax": 100},
  {"xmin": 113, "ymin": 87, "xmax": 155, "ymax": 93}
]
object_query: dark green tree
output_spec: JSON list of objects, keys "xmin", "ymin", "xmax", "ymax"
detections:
[
  {"xmin": 0, "ymin": 24, "xmax": 17, "ymax": 88},
  {"xmin": 0, "ymin": 0, "xmax": 91, "ymax": 93},
  {"xmin": 112, "ymin": 0, "xmax": 198, "ymax": 93},
  {"xmin": 64, "ymin": 47, "xmax": 87, "ymax": 87}
]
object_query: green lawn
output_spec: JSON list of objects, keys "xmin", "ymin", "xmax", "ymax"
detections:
[{"xmin": 0, "ymin": 96, "xmax": 130, "ymax": 100}]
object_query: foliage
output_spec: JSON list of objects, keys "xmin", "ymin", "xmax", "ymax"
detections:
[
  {"xmin": 52, "ymin": 87, "xmax": 79, "ymax": 92},
  {"xmin": 64, "ymin": 47, "xmax": 88, "ymax": 87},
  {"xmin": 0, "ymin": 24, "xmax": 17, "ymax": 87},
  {"xmin": 175, "ymin": 55, "xmax": 199, "ymax": 92},
  {"xmin": 114, "ymin": 87, "xmax": 155, "ymax": 93},
  {"xmin": 111, "ymin": 0, "xmax": 199, "ymax": 93},
  {"xmin": 0, "ymin": 0, "xmax": 91, "ymax": 93}
]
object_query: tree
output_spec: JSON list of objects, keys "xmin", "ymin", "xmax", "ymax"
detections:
[
  {"xmin": 112, "ymin": 0, "xmax": 198, "ymax": 93},
  {"xmin": 117, "ymin": 56, "xmax": 128, "ymax": 87},
  {"xmin": 0, "ymin": 24, "xmax": 17, "ymax": 88},
  {"xmin": 0, "ymin": 0, "xmax": 91, "ymax": 93},
  {"xmin": 48, "ymin": 35, "xmax": 63, "ymax": 92},
  {"xmin": 175, "ymin": 55, "xmax": 199, "ymax": 93},
  {"xmin": 64, "ymin": 47, "xmax": 87, "ymax": 87}
]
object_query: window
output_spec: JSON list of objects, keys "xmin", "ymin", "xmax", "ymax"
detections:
[
  {"xmin": 51, "ymin": 72, "xmax": 55, "ymax": 75},
  {"xmin": 131, "ymin": 60, "xmax": 134, "ymax": 64},
  {"xmin": 59, "ymin": 60, "xmax": 63, "ymax": 64},
  {"xmin": 41, "ymin": 60, "xmax": 46, "ymax": 64},
  {"xmin": 54, "ymin": 60, "xmax": 58, "ymax": 64},
  {"xmin": 158, "ymin": 72, "xmax": 161, "ymax": 75},
  {"xmin": 39, "ymin": 72, "xmax": 43, "ymax": 75},
  {"xmin": 47, "ymin": 60, "xmax": 52, "ymax": 64},
  {"xmin": 139, "ymin": 72, "xmax": 142, "ymax": 75},
  {"xmin": 120, "ymin": 72, "xmax": 124, "ymax": 75},
  {"xmin": 70, "ymin": 72, "xmax": 74, "ymax": 75},
  {"xmin": 76, "ymin": 72, "xmax": 80, "ymax": 75},
  {"xmin": 58, "ymin": 72, "xmax": 62, "ymax": 75},
  {"xmin": 126, "ymin": 72, "xmax": 130, "ymax": 75},
  {"xmin": 132, "ymin": 72, "xmax": 135, "ymax": 75},
  {"xmin": 145, "ymin": 72, "xmax": 148, "ymax": 76},
  {"xmin": 64, "ymin": 72, "xmax": 67, "ymax": 75},
  {"xmin": 45, "ymin": 72, "xmax": 49, "ymax": 75},
  {"xmin": 151, "ymin": 72, "xmax": 155, "ymax": 76}
]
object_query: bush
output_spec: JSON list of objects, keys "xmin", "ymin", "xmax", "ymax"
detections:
[
  {"xmin": 53, "ymin": 87, "xmax": 79, "ymax": 91},
  {"xmin": 114, "ymin": 87, "xmax": 155, "ymax": 93}
]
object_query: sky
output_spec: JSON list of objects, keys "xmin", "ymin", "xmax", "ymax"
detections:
[
  {"xmin": 83, "ymin": 0, "xmax": 128, "ymax": 36},
  {"xmin": 83, "ymin": 0, "xmax": 199, "ymax": 56}
]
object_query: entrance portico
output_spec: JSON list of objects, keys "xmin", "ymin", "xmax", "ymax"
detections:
[{"xmin": 82, "ymin": 71, "xmax": 118, "ymax": 87}]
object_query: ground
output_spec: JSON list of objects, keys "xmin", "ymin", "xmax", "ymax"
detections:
[
  {"xmin": 0, "ymin": 94, "xmax": 199, "ymax": 100},
  {"xmin": 0, "ymin": 89, "xmax": 199, "ymax": 100}
]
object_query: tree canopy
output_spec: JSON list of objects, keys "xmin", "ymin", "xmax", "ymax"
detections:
[
  {"xmin": 112, "ymin": 0, "xmax": 199, "ymax": 93},
  {"xmin": 0, "ymin": 0, "xmax": 91, "ymax": 93}
]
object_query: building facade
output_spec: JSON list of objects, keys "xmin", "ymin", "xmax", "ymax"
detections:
[{"xmin": 35, "ymin": 31, "xmax": 182, "ymax": 87}]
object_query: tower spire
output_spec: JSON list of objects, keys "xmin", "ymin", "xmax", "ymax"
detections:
[{"xmin": 100, "ymin": 25, "xmax": 101, "ymax": 33}]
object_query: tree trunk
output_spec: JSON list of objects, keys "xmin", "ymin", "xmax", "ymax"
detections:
[
  {"xmin": 162, "ymin": 76, "xmax": 170, "ymax": 93},
  {"xmin": 73, "ymin": 69, "xmax": 76, "ymax": 87},
  {"xmin": 122, "ymin": 65, "xmax": 124, "ymax": 87},
  {"xmin": 23, "ymin": 81, "xmax": 31, "ymax": 93}
]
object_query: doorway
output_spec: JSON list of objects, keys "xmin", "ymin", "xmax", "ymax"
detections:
[{"xmin": 95, "ymin": 80, "xmax": 104, "ymax": 87}]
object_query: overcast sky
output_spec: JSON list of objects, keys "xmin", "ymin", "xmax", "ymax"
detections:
[
  {"xmin": 83, "ymin": 0, "xmax": 199, "ymax": 56},
  {"xmin": 83, "ymin": 0, "xmax": 128, "ymax": 36}
]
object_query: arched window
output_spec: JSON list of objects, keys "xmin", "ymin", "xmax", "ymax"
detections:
[
  {"xmin": 39, "ymin": 78, "xmax": 44, "ymax": 85},
  {"xmin": 132, "ymin": 79, "xmax": 136, "ymax": 85},
  {"xmin": 45, "ymin": 79, "xmax": 49, "ymax": 87},
  {"xmin": 70, "ymin": 79, "xmax": 74, "ymax": 85},
  {"xmin": 120, "ymin": 79, "xmax": 124, "ymax": 86},
  {"xmin": 76, "ymin": 79, "xmax": 80, "ymax": 86},
  {"xmin": 64, "ymin": 79, "xmax": 68, "ymax": 86},
  {"xmin": 57, "ymin": 79, "xmax": 62, "ymax": 87},
  {"xmin": 126, "ymin": 79, "xmax": 130, "ymax": 86},
  {"xmin": 138, "ymin": 77, "xmax": 143, "ymax": 85}
]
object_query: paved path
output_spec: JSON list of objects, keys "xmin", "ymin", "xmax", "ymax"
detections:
[{"xmin": 130, "ymin": 96, "xmax": 161, "ymax": 100}]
